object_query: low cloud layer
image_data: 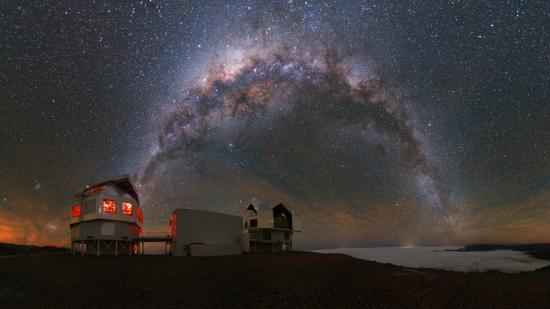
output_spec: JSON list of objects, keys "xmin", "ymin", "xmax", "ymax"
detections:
[{"xmin": 315, "ymin": 247, "xmax": 550, "ymax": 273}]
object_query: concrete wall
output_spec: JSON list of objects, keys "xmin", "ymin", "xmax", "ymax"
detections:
[{"xmin": 171, "ymin": 209, "xmax": 242, "ymax": 256}]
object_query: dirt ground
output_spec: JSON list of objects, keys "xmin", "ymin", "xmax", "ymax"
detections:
[{"xmin": 1, "ymin": 252, "xmax": 550, "ymax": 308}]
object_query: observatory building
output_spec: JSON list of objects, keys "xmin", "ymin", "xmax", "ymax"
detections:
[
  {"xmin": 70, "ymin": 175, "xmax": 143, "ymax": 256},
  {"xmin": 242, "ymin": 203, "xmax": 300, "ymax": 253},
  {"xmin": 169, "ymin": 209, "xmax": 242, "ymax": 256},
  {"xmin": 69, "ymin": 175, "xmax": 300, "ymax": 256}
]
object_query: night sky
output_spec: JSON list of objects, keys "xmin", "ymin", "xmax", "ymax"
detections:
[{"xmin": 1, "ymin": 1, "xmax": 549, "ymax": 249}]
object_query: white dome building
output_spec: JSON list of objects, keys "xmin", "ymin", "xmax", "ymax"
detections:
[{"xmin": 69, "ymin": 175, "xmax": 143, "ymax": 256}]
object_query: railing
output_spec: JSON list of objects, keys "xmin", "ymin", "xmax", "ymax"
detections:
[{"xmin": 141, "ymin": 232, "xmax": 171, "ymax": 237}]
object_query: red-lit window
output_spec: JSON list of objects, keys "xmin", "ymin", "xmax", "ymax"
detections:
[
  {"xmin": 102, "ymin": 199, "xmax": 116, "ymax": 213},
  {"xmin": 122, "ymin": 202, "xmax": 133, "ymax": 215},
  {"xmin": 136, "ymin": 207, "xmax": 143, "ymax": 224},
  {"xmin": 71, "ymin": 204, "xmax": 81, "ymax": 217}
]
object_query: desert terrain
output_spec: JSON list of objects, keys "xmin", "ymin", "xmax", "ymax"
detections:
[{"xmin": 1, "ymin": 252, "xmax": 550, "ymax": 308}]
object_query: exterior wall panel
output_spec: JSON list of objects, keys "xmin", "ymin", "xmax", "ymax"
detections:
[
  {"xmin": 72, "ymin": 221, "xmax": 137, "ymax": 241},
  {"xmin": 171, "ymin": 209, "xmax": 242, "ymax": 256}
]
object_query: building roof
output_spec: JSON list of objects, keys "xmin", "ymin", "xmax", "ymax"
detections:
[
  {"xmin": 77, "ymin": 174, "xmax": 140, "ymax": 202},
  {"xmin": 247, "ymin": 202, "xmax": 293, "ymax": 213},
  {"xmin": 172, "ymin": 208, "xmax": 242, "ymax": 219}
]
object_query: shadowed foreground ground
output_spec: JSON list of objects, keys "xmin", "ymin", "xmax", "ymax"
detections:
[{"xmin": 1, "ymin": 252, "xmax": 550, "ymax": 308}]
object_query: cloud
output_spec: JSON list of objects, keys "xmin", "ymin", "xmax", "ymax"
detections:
[{"xmin": 315, "ymin": 247, "xmax": 550, "ymax": 273}]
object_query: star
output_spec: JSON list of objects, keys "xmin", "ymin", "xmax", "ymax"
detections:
[{"xmin": 0, "ymin": 0, "xmax": 548, "ymax": 248}]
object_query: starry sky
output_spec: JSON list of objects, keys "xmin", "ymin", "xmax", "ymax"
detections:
[{"xmin": 1, "ymin": 1, "xmax": 549, "ymax": 249}]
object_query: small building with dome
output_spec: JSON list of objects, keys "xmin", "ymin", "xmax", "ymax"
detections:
[{"xmin": 242, "ymin": 202, "xmax": 300, "ymax": 253}]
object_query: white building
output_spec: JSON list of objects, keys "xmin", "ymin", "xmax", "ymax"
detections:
[
  {"xmin": 70, "ymin": 175, "xmax": 143, "ymax": 256},
  {"xmin": 69, "ymin": 175, "xmax": 301, "ymax": 256},
  {"xmin": 242, "ymin": 203, "xmax": 300, "ymax": 253},
  {"xmin": 169, "ymin": 208, "xmax": 242, "ymax": 256}
]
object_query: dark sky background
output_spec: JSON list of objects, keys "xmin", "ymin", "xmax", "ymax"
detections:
[{"xmin": 1, "ymin": 1, "xmax": 549, "ymax": 249}]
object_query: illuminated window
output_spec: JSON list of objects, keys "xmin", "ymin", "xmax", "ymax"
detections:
[
  {"xmin": 102, "ymin": 199, "xmax": 116, "ymax": 213},
  {"xmin": 122, "ymin": 202, "xmax": 133, "ymax": 215},
  {"xmin": 71, "ymin": 204, "xmax": 81, "ymax": 217}
]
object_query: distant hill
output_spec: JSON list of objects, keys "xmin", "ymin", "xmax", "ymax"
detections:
[
  {"xmin": 459, "ymin": 243, "xmax": 550, "ymax": 251},
  {"xmin": 0, "ymin": 242, "xmax": 69, "ymax": 256},
  {"xmin": 456, "ymin": 243, "xmax": 550, "ymax": 261}
]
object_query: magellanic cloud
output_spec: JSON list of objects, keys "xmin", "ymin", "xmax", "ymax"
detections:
[{"xmin": 0, "ymin": 190, "xmax": 68, "ymax": 247}]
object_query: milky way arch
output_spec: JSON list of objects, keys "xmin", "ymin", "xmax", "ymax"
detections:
[{"xmin": 137, "ymin": 48, "xmax": 451, "ymax": 245}]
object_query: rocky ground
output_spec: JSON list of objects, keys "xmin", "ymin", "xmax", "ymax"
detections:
[{"xmin": 1, "ymin": 252, "xmax": 550, "ymax": 308}]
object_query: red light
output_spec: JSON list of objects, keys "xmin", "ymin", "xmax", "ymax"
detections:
[
  {"xmin": 102, "ymin": 199, "xmax": 116, "ymax": 213},
  {"xmin": 136, "ymin": 207, "xmax": 143, "ymax": 224},
  {"xmin": 122, "ymin": 202, "xmax": 133, "ymax": 215},
  {"xmin": 169, "ymin": 213, "xmax": 176, "ymax": 236},
  {"xmin": 71, "ymin": 204, "xmax": 81, "ymax": 217}
]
